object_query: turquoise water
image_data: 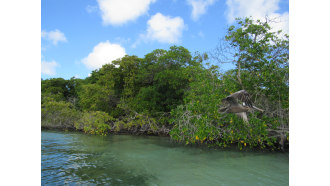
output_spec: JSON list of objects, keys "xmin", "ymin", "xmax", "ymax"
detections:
[{"xmin": 41, "ymin": 131, "xmax": 288, "ymax": 185}]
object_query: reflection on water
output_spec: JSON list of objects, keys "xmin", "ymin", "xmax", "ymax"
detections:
[{"xmin": 42, "ymin": 131, "xmax": 288, "ymax": 185}]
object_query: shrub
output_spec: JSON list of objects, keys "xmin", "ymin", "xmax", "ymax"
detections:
[
  {"xmin": 41, "ymin": 99, "xmax": 79, "ymax": 129},
  {"xmin": 74, "ymin": 111, "xmax": 114, "ymax": 136}
]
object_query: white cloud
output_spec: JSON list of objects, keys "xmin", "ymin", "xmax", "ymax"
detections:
[
  {"xmin": 97, "ymin": 0, "xmax": 156, "ymax": 25},
  {"xmin": 269, "ymin": 12, "xmax": 289, "ymax": 35},
  {"xmin": 82, "ymin": 41, "xmax": 126, "ymax": 70},
  {"xmin": 226, "ymin": 0, "xmax": 279, "ymax": 23},
  {"xmin": 132, "ymin": 13, "xmax": 185, "ymax": 47},
  {"xmin": 187, "ymin": 0, "xmax": 216, "ymax": 21},
  {"xmin": 226, "ymin": 0, "xmax": 288, "ymax": 34},
  {"xmin": 41, "ymin": 60, "xmax": 58, "ymax": 75},
  {"xmin": 41, "ymin": 29, "xmax": 67, "ymax": 45},
  {"xmin": 143, "ymin": 13, "xmax": 185, "ymax": 44}
]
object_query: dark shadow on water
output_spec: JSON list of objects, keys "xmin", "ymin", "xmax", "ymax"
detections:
[
  {"xmin": 42, "ymin": 149, "xmax": 156, "ymax": 185},
  {"xmin": 63, "ymin": 154, "xmax": 155, "ymax": 185}
]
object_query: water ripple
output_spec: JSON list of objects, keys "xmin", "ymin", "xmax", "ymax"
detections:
[{"xmin": 42, "ymin": 131, "xmax": 288, "ymax": 185}]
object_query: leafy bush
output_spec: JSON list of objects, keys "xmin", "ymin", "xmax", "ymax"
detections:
[
  {"xmin": 74, "ymin": 111, "xmax": 114, "ymax": 136},
  {"xmin": 113, "ymin": 112, "xmax": 160, "ymax": 134},
  {"xmin": 169, "ymin": 61, "xmax": 280, "ymax": 150},
  {"xmin": 170, "ymin": 64, "xmax": 224, "ymax": 145},
  {"xmin": 170, "ymin": 102, "xmax": 279, "ymax": 150},
  {"xmin": 217, "ymin": 113, "xmax": 279, "ymax": 150},
  {"xmin": 41, "ymin": 98, "xmax": 79, "ymax": 129}
]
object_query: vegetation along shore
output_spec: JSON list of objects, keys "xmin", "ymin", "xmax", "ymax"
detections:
[{"xmin": 42, "ymin": 18, "xmax": 289, "ymax": 151}]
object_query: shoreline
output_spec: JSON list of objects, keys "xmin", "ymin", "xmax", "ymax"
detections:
[{"xmin": 41, "ymin": 127, "xmax": 289, "ymax": 152}]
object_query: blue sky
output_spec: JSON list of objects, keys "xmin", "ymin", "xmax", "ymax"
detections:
[{"xmin": 41, "ymin": 0, "xmax": 289, "ymax": 80}]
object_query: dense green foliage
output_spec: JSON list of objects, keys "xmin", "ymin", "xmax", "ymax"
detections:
[
  {"xmin": 74, "ymin": 111, "xmax": 114, "ymax": 136},
  {"xmin": 41, "ymin": 97, "xmax": 79, "ymax": 129},
  {"xmin": 41, "ymin": 18, "xmax": 289, "ymax": 150}
]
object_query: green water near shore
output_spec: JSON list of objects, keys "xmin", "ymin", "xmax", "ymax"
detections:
[{"xmin": 42, "ymin": 130, "xmax": 288, "ymax": 185}]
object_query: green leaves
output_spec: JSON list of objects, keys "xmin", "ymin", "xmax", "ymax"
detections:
[
  {"xmin": 74, "ymin": 111, "xmax": 114, "ymax": 136},
  {"xmin": 78, "ymin": 83, "xmax": 115, "ymax": 113},
  {"xmin": 225, "ymin": 17, "xmax": 289, "ymax": 110},
  {"xmin": 41, "ymin": 99, "xmax": 79, "ymax": 129}
]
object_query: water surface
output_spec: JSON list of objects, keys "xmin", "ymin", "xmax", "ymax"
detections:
[{"xmin": 42, "ymin": 131, "xmax": 288, "ymax": 185}]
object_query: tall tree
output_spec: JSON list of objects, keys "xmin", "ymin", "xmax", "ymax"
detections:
[{"xmin": 212, "ymin": 17, "xmax": 289, "ymax": 124}]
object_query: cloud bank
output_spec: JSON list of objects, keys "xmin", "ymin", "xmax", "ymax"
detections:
[
  {"xmin": 97, "ymin": 0, "xmax": 156, "ymax": 25},
  {"xmin": 146, "ymin": 13, "xmax": 185, "ymax": 43},
  {"xmin": 41, "ymin": 60, "xmax": 58, "ymax": 75},
  {"xmin": 82, "ymin": 41, "xmax": 126, "ymax": 70},
  {"xmin": 132, "ymin": 13, "xmax": 185, "ymax": 47},
  {"xmin": 226, "ymin": 0, "xmax": 288, "ymax": 34},
  {"xmin": 187, "ymin": 0, "xmax": 216, "ymax": 21},
  {"xmin": 41, "ymin": 29, "xmax": 67, "ymax": 45}
]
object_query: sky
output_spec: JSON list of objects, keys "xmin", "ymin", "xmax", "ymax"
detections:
[{"xmin": 41, "ymin": 0, "xmax": 289, "ymax": 80}]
